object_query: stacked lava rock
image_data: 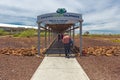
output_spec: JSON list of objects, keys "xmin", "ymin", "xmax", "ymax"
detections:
[
  {"xmin": 0, "ymin": 47, "xmax": 46, "ymax": 56},
  {"xmin": 83, "ymin": 46, "xmax": 120, "ymax": 56}
]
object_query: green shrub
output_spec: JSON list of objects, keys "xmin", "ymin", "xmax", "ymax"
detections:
[
  {"xmin": 0, "ymin": 29, "xmax": 9, "ymax": 35},
  {"xmin": 13, "ymin": 29, "xmax": 37, "ymax": 37},
  {"xmin": 40, "ymin": 32, "xmax": 48, "ymax": 37},
  {"xmin": 13, "ymin": 33, "xmax": 20, "ymax": 37},
  {"xmin": 19, "ymin": 29, "xmax": 36, "ymax": 37},
  {"xmin": 13, "ymin": 29, "xmax": 49, "ymax": 37},
  {"xmin": 112, "ymin": 39, "xmax": 120, "ymax": 43},
  {"xmin": 36, "ymin": 31, "xmax": 48, "ymax": 37}
]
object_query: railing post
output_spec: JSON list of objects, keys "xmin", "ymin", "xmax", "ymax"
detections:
[
  {"xmin": 38, "ymin": 22, "xmax": 41, "ymax": 55},
  {"xmin": 73, "ymin": 26, "xmax": 75, "ymax": 45},
  {"xmin": 79, "ymin": 21, "xmax": 83, "ymax": 56},
  {"xmin": 45, "ymin": 26, "xmax": 47, "ymax": 48},
  {"xmin": 70, "ymin": 26, "xmax": 71, "ymax": 37},
  {"xmin": 48, "ymin": 27, "xmax": 50, "ymax": 44}
]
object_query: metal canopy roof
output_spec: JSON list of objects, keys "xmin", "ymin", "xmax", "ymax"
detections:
[
  {"xmin": 37, "ymin": 12, "xmax": 83, "ymax": 33},
  {"xmin": 47, "ymin": 24, "xmax": 73, "ymax": 33},
  {"xmin": 37, "ymin": 9, "xmax": 83, "ymax": 55}
]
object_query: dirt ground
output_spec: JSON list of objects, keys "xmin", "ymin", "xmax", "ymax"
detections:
[
  {"xmin": 0, "ymin": 54, "xmax": 42, "ymax": 80},
  {"xmin": 0, "ymin": 36, "xmax": 44, "ymax": 80},
  {"xmin": 76, "ymin": 36, "xmax": 120, "ymax": 80},
  {"xmin": 77, "ymin": 56, "xmax": 120, "ymax": 80},
  {"xmin": 0, "ymin": 36, "xmax": 120, "ymax": 80},
  {"xmin": 0, "ymin": 36, "xmax": 45, "ymax": 48},
  {"xmin": 75, "ymin": 37, "xmax": 120, "ymax": 48}
]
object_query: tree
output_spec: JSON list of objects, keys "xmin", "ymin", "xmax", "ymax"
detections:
[{"xmin": 84, "ymin": 31, "xmax": 90, "ymax": 36}]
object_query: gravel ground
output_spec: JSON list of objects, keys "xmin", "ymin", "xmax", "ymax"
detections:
[
  {"xmin": 0, "ymin": 36, "xmax": 120, "ymax": 80},
  {"xmin": 75, "ymin": 37, "xmax": 120, "ymax": 48},
  {"xmin": 76, "ymin": 37, "xmax": 120, "ymax": 80},
  {"xmin": 0, "ymin": 54, "xmax": 43, "ymax": 80},
  {"xmin": 0, "ymin": 36, "xmax": 45, "ymax": 48},
  {"xmin": 77, "ymin": 56, "xmax": 120, "ymax": 80},
  {"xmin": 0, "ymin": 36, "xmax": 43, "ymax": 80}
]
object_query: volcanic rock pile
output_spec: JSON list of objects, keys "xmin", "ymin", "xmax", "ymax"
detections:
[
  {"xmin": 0, "ymin": 46, "xmax": 120, "ymax": 57},
  {"xmin": 72, "ymin": 46, "xmax": 120, "ymax": 56},
  {"xmin": 0, "ymin": 47, "xmax": 46, "ymax": 56}
]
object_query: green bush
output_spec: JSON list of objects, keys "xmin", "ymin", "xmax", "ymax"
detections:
[
  {"xmin": 112, "ymin": 39, "xmax": 120, "ymax": 43},
  {"xmin": 0, "ymin": 29, "xmax": 9, "ymax": 35},
  {"xmin": 13, "ymin": 29, "xmax": 49, "ymax": 37},
  {"xmin": 19, "ymin": 29, "xmax": 36, "ymax": 37},
  {"xmin": 13, "ymin": 33, "xmax": 20, "ymax": 37},
  {"xmin": 13, "ymin": 29, "xmax": 37, "ymax": 37},
  {"xmin": 40, "ymin": 32, "xmax": 48, "ymax": 37}
]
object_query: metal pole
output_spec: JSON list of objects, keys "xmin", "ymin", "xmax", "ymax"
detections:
[
  {"xmin": 50, "ymin": 29, "xmax": 52, "ymax": 42},
  {"xmin": 73, "ymin": 26, "xmax": 75, "ymax": 45},
  {"xmin": 51, "ymin": 30, "xmax": 53, "ymax": 39},
  {"xmin": 38, "ymin": 23, "xmax": 41, "ymax": 55},
  {"xmin": 48, "ymin": 27, "xmax": 50, "ymax": 44},
  {"xmin": 49, "ymin": 28, "xmax": 51, "ymax": 41},
  {"xmin": 45, "ymin": 26, "xmax": 47, "ymax": 48},
  {"xmin": 53, "ymin": 32, "xmax": 54, "ymax": 40},
  {"xmin": 79, "ymin": 21, "xmax": 82, "ymax": 56},
  {"xmin": 70, "ymin": 26, "xmax": 71, "ymax": 37}
]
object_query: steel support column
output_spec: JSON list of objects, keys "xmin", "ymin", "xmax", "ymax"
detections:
[
  {"xmin": 69, "ymin": 27, "xmax": 71, "ymax": 37},
  {"xmin": 79, "ymin": 21, "xmax": 82, "ymax": 55},
  {"xmin": 45, "ymin": 26, "xmax": 47, "ymax": 48},
  {"xmin": 73, "ymin": 26, "xmax": 75, "ymax": 45},
  {"xmin": 50, "ymin": 29, "xmax": 52, "ymax": 42},
  {"xmin": 48, "ymin": 27, "xmax": 50, "ymax": 44},
  {"xmin": 37, "ymin": 22, "xmax": 41, "ymax": 55}
]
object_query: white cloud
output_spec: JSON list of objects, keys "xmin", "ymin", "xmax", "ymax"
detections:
[
  {"xmin": 83, "ymin": 4, "xmax": 120, "ymax": 31},
  {"xmin": 0, "ymin": 0, "xmax": 120, "ymax": 33}
]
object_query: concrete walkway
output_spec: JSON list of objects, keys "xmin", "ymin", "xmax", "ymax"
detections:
[{"xmin": 31, "ymin": 57, "xmax": 90, "ymax": 80}]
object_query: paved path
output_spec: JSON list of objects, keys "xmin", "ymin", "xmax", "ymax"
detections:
[
  {"xmin": 46, "ymin": 40, "xmax": 65, "ymax": 54},
  {"xmin": 31, "ymin": 57, "xmax": 90, "ymax": 80}
]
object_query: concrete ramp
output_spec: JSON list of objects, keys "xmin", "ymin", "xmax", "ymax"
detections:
[{"xmin": 31, "ymin": 57, "xmax": 90, "ymax": 80}]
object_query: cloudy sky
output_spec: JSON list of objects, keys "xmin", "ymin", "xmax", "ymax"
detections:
[{"xmin": 0, "ymin": 0, "xmax": 120, "ymax": 33}]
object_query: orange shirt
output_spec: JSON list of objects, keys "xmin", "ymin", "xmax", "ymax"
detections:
[{"xmin": 62, "ymin": 35, "xmax": 70, "ymax": 44}]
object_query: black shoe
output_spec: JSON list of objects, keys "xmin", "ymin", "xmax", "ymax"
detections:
[
  {"xmin": 67, "ymin": 56, "xmax": 70, "ymax": 58},
  {"xmin": 65, "ymin": 54, "xmax": 67, "ymax": 56},
  {"xmin": 65, "ymin": 55, "xmax": 69, "ymax": 58},
  {"xmin": 66, "ymin": 54, "xmax": 70, "ymax": 58}
]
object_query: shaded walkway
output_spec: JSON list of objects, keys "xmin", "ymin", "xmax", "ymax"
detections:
[{"xmin": 46, "ymin": 39, "xmax": 69, "ymax": 54}]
